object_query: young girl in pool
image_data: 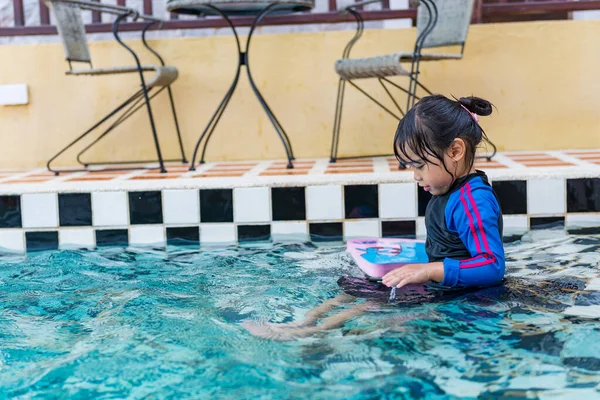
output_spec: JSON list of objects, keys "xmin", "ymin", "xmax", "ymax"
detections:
[
  {"xmin": 244, "ymin": 94, "xmax": 506, "ymax": 340},
  {"xmin": 383, "ymin": 94, "xmax": 505, "ymax": 289}
]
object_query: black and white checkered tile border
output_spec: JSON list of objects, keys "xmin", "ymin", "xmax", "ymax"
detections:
[{"xmin": 0, "ymin": 177, "xmax": 599, "ymax": 252}]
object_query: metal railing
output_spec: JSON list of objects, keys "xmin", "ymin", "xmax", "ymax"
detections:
[{"xmin": 2, "ymin": 0, "xmax": 600, "ymax": 36}]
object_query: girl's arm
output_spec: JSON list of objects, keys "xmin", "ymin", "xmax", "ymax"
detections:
[{"xmin": 441, "ymin": 182, "xmax": 505, "ymax": 288}]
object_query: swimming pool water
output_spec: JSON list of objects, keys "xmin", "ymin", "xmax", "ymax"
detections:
[{"xmin": 1, "ymin": 230, "xmax": 600, "ymax": 399}]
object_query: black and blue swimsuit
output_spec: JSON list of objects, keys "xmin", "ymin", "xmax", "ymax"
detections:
[{"xmin": 425, "ymin": 170, "xmax": 505, "ymax": 287}]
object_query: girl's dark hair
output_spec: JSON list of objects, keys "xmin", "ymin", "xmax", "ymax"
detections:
[{"xmin": 393, "ymin": 94, "xmax": 494, "ymax": 174}]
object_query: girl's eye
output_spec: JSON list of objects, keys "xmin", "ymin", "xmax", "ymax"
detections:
[{"xmin": 415, "ymin": 165, "xmax": 425, "ymax": 170}]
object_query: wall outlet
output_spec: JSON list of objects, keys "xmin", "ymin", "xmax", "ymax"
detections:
[{"xmin": 0, "ymin": 84, "xmax": 29, "ymax": 106}]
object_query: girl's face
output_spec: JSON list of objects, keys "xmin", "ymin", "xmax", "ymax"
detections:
[
  {"xmin": 402, "ymin": 139, "xmax": 474, "ymax": 196},
  {"xmin": 408, "ymin": 154, "xmax": 456, "ymax": 196}
]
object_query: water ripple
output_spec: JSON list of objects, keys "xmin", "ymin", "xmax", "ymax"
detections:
[{"xmin": 0, "ymin": 235, "xmax": 598, "ymax": 398}]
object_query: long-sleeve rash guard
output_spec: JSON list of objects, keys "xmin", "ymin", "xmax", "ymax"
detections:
[{"xmin": 425, "ymin": 170, "xmax": 505, "ymax": 288}]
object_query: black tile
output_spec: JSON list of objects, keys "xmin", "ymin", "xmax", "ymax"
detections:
[
  {"xmin": 514, "ymin": 331, "xmax": 564, "ymax": 357},
  {"xmin": 381, "ymin": 220, "xmax": 416, "ymax": 238},
  {"xmin": 567, "ymin": 178, "xmax": 600, "ymax": 213},
  {"xmin": 581, "ymin": 244, "xmax": 600, "ymax": 253},
  {"xmin": 309, "ymin": 222, "xmax": 343, "ymax": 242},
  {"xmin": 96, "ymin": 229, "xmax": 129, "ymax": 247},
  {"xmin": 272, "ymin": 187, "xmax": 306, "ymax": 221},
  {"xmin": 238, "ymin": 225, "xmax": 271, "ymax": 242},
  {"xmin": 129, "ymin": 191, "xmax": 163, "ymax": 225},
  {"xmin": 503, "ymin": 234, "xmax": 523, "ymax": 244},
  {"xmin": 26, "ymin": 231, "xmax": 58, "ymax": 252},
  {"xmin": 574, "ymin": 291, "xmax": 600, "ymax": 307},
  {"xmin": 567, "ymin": 226, "xmax": 600, "ymax": 235},
  {"xmin": 417, "ymin": 187, "xmax": 432, "ymax": 217},
  {"xmin": 167, "ymin": 226, "xmax": 200, "ymax": 245},
  {"xmin": 200, "ymin": 189, "xmax": 233, "ymax": 223},
  {"xmin": 530, "ymin": 216, "xmax": 565, "ymax": 230},
  {"xmin": 563, "ymin": 357, "xmax": 600, "ymax": 371},
  {"xmin": 58, "ymin": 193, "xmax": 92, "ymax": 227},
  {"xmin": 574, "ymin": 238, "xmax": 600, "ymax": 245},
  {"xmin": 492, "ymin": 180, "xmax": 527, "ymax": 215},
  {"xmin": 0, "ymin": 195, "xmax": 21, "ymax": 228},
  {"xmin": 344, "ymin": 185, "xmax": 378, "ymax": 219}
]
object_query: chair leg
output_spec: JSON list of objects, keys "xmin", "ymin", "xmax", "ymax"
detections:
[
  {"xmin": 488, "ymin": 140, "xmax": 498, "ymax": 160},
  {"xmin": 478, "ymin": 138, "xmax": 498, "ymax": 162},
  {"xmin": 112, "ymin": 12, "xmax": 166, "ymax": 173},
  {"xmin": 166, "ymin": 86, "xmax": 188, "ymax": 164},
  {"xmin": 141, "ymin": 22, "xmax": 188, "ymax": 165},
  {"xmin": 77, "ymin": 89, "xmax": 154, "ymax": 166},
  {"xmin": 330, "ymin": 79, "xmax": 405, "ymax": 161},
  {"xmin": 416, "ymin": 80, "xmax": 433, "ymax": 96},
  {"xmin": 379, "ymin": 78, "xmax": 405, "ymax": 117},
  {"xmin": 406, "ymin": 74, "xmax": 417, "ymax": 112},
  {"xmin": 330, "ymin": 78, "xmax": 347, "ymax": 163},
  {"xmin": 140, "ymin": 83, "xmax": 167, "ymax": 173},
  {"xmin": 406, "ymin": 52, "xmax": 424, "ymax": 112},
  {"xmin": 47, "ymin": 89, "xmax": 144, "ymax": 175},
  {"xmin": 76, "ymin": 87, "xmax": 184, "ymax": 169}
]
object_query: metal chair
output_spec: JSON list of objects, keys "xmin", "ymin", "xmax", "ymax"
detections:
[
  {"xmin": 330, "ymin": 0, "xmax": 496, "ymax": 163},
  {"xmin": 167, "ymin": 0, "xmax": 314, "ymax": 170},
  {"xmin": 46, "ymin": 0, "xmax": 187, "ymax": 174}
]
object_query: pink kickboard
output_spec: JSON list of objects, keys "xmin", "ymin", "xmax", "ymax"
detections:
[{"xmin": 347, "ymin": 238, "xmax": 428, "ymax": 279}]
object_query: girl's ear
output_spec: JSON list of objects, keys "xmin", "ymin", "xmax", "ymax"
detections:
[{"xmin": 447, "ymin": 138, "xmax": 467, "ymax": 162}]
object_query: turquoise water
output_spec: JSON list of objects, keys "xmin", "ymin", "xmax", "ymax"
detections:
[{"xmin": 1, "ymin": 231, "xmax": 600, "ymax": 399}]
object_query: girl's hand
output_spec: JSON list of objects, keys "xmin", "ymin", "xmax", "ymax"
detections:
[{"xmin": 382, "ymin": 263, "xmax": 444, "ymax": 288}]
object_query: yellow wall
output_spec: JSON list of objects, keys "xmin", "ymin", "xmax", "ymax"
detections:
[{"xmin": 1, "ymin": 20, "xmax": 600, "ymax": 168}]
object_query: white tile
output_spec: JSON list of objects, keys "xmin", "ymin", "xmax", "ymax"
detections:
[
  {"xmin": 22, "ymin": 193, "xmax": 58, "ymax": 228},
  {"xmin": 344, "ymin": 220, "xmax": 379, "ymax": 239},
  {"xmin": 200, "ymin": 224, "xmax": 236, "ymax": 244},
  {"xmin": 306, "ymin": 185, "xmax": 343, "ymax": 221},
  {"xmin": 416, "ymin": 217, "xmax": 427, "ymax": 238},
  {"xmin": 585, "ymin": 278, "xmax": 600, "ymax": 291},
  {"xmin": 566, "ymin": 214, "xmax": 600, "ymax": 229},
  {"xmin": 129, "ymin": 226, "xmax": 165, "ymax": 246},
  {"xmin": 234, "ymin": 187, "xmax": 270, "ymax": 223},
  {"xmin": 272, "ymin": 222, "xmax": 308, "ymax": 240},
  {"xmin": 539, "ymin": 389, "xmax": 600, "ymax": 400},
  {"xmin": 163, "ymin": 189, "xmax": 199, "ymax": 225},
  {"xmin": 59, "ymin": 228, "xmax": 95, "ymax": 249},
  {"xmin": 379, "ymin": 183, "xmax": 417, "ymax": 219},
  {"xmin": 528, "ymin": 179, "xmax": 566, "ymax": 215},
  {"xmin": 563, "ymin": 305, "xmax": 600, "ymax": 319},
  {"xmin": 92, "ymin": 192, "xmax": 128, "ymax": 227},
  {"xmin": 502, "ymin": 215, "xmax": 529, "ymax": 233},
  {"xmin": 0, "ymin": 230, "xmax": 25, "ymax": 252}
]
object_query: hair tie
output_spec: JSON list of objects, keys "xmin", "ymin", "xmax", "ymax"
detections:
[{"xmin": 460, "ymin": 104, "xmax": 479, "ymax": 123}]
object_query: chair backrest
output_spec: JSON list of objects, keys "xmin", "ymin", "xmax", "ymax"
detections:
[
  {"xmin": 416, "ymin": 0, "xmax": 474, "ymax": 49},
  {"xmin": 46, "ymin": 0, "xmax": 91, "ymax": 65}
]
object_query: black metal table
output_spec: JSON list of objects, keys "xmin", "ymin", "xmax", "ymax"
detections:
[{"xmin": 167, "ymin": 0, "xmax": 314, "ymax": 169}]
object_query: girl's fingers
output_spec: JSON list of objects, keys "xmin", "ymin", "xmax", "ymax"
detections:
[
  {"xmin": 396, "ymin": 278, "xmax": 411, "ymax": 288},
  {"xmin": 384, "ymin": 273, "xmax": 408, "ymax": 287},
  {"xmin": 383, "ymin": 268, "xmax": 407, "ymax": 280}
]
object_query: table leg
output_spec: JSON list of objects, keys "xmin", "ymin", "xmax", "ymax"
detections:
[
  {"xmin": 189, "ymin": 8, "xmax": 243, "ymax": 171},
  {"xmin": 245, "ymin": 3, "xmax": 295, "ymax": 168},
  {"xmin": 191, "ymin": 3, "xmax": 296, "ymax": 170}
]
